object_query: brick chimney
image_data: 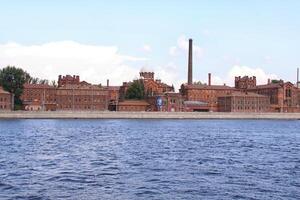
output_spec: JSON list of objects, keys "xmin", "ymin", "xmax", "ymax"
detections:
[
  {"xmin": 107, "ymin": 79, "xmax": 109, "ymax": 87},
  {"xmin": 208, "ymin": 73, "xmax": 211, "ymax": 86},
  {"xmin": 188, "ymin": 39, "xmax": 193, "ymax": 85}
]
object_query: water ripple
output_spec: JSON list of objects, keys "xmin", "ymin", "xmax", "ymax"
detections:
[{"xmin": 0, "ymin": 119, "xmax": 299, "ymax": 199}]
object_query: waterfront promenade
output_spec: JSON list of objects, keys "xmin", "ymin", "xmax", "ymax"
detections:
[{"xmin": 1, "ymin": 111, "xmax": 300, "ymax": 120}]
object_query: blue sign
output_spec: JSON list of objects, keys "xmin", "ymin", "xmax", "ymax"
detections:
[{"xmin": 156, "ymin": 96, "xmax": 163, "ymax": 108}]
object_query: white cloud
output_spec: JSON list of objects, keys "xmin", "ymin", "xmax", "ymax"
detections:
[
  {"xmin": 169, "ymin": 35, "xmax": 203, "ymax": 58},
  {"xmin": 152, "ymin": 62, "xmax": 183, "ymax": 90},
  {"xmin": 226, "ymin": 65, "xmax": 278, "ymax": 85},
  {"xmin": 197, "ymin": 65, "xmax": 279, "ymax": 86},
  {"xmin": 169, "ymin": 46, "xmax": 178, "ymax": 56},
  {"xmin": 142, "ymin": 44, "xmax": 152, "ymax": 52},
  {"xmin": 0, "ymin": 41, "xmax": 147, "ymax": 86}
]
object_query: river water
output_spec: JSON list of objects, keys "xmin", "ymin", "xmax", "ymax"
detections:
[{"xmin": 0, "ymin": 119, "xmax": 299, "ymax": 200}]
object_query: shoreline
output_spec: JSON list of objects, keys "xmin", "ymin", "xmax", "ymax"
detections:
[{"xmin": 0, "ymin": 111, "xmax": 300, "ymax": 120}]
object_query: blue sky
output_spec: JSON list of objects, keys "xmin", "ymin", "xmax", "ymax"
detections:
[{"xmin": 0, "ymin": 0, "xmax": 300, "ymax": 88}]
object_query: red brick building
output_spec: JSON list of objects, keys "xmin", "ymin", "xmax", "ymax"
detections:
[
  {"xmin": 0, "ymin": 86, "xmax": 12, "ymax": 111},
  {"xmin": 235, "ymin": 76, "xmax": 300, "ymax": 112},
  {"xmin": 21, "ymin": 84, "xmax": 57, "ymax": 111},
  {"xmin": 147, "ymin": 92, "xmax": 184, "ymax": 112},
  {"xmin": 117, "ymin": 100, "xmax": 150, "ymax": 111},
  {"xmin": 21, "ymin": 75, "xmax": 110, "ymax": 111},
  {"xmin": 218, "ymin": 91, "xmax": 270, "ymax": 112},
  {"xmin": 56, "ymin": 83, "xmax": 108, "ymax": 111},
  {"xmin": 180, "ymin": 83, "xmax": 235, "ymax": 112},
  {"xmin": 58, "ymin": 75, "xmax": 80, "ymax": 87},
  {"xmin": 235, "ymin": 76, "xmax": 257, "ymax": 89},
  {"xmin": 117, "ymin": 71, "xmax": 175, "ymax": 111},
  {"xmin": 179, "ymin": 39, "xmax": 237, "ymax": 112},
  {"xmin": 119, "ymin": 71, "xmax": 174, "ymax": 100}
]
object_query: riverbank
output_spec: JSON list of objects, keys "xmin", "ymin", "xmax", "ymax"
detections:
[{"xmin": 1, "ymin": 111, "xmax": 300, "ymax": 119}]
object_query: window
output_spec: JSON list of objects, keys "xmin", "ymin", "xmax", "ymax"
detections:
[{"xmin": 286, "ymin": 89, "xmax": 292, "ymax": 98}]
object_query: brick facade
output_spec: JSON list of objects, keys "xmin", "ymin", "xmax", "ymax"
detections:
[
  {"xmin": 21, "ymin": 84, "xmax": 56, "ymax": 111},
  {"xmin": 119, "ymin": 71, "xmax": 174, "ymax": 100},
  {"xmin": 218, "ymin": 92, "xmax": 270, "ymax": 112},
  {"xmin": 21, "ymin": 76, "xmax": 111, "ymax": 111},
  {"xmin": 147, "ymin": 92, "xmax": 184, "ymax": 112},
  {"xmin": 0, "ymin": 87, "xmax": 12, "ymax": 110},
  {"xmin": 180, "ymin": 84, "xmax": 235, "ymax": 111},
  {"xmin": 117, "ymin": 100, "xmax": 150, "ymax": 111},
  {"xmin": 235, "ymin": 76, "xmax": 256, "ymax": 90},
  {"xmin": 56, "ymin": 84, "xmax": 108, "ymax": 111},
  {"xmin": 235, "ymin": 76, "xmax": 300, "ymax": 112},
  {"xmin": 58, "ymin": 75, "xmax": 80, "ymax": 87}
]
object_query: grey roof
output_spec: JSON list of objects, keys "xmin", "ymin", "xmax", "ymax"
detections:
[{"xmin": 184, "ymin": 101, "xmax": 208, "ymax": 106}]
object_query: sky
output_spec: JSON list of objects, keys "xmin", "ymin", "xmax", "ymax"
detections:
[{"xmin": 0, "ymin": 0, "xmax": 300, "ymax": 89}]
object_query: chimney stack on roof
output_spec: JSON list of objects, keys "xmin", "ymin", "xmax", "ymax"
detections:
[
  {"xmin": 188, "ymin": 39, "xmax": 193, "ymax": 85},
  {"xmin": 208, "ymin": 73, "xmax": 211, "ymax": 86},
  {"xmin": 107, "ymin": 79, "xmax": 109, "ymax": 87}
]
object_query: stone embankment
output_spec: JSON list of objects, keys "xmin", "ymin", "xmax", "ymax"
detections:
[{"xmin": 1, "ymin": 111, "xmax": 300, "ymax": 120}]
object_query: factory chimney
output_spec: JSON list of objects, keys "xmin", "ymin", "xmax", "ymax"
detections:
[
  {"xmin": 188, "ymin": 39, "xmax": 193, "ymax": 85},
  {"xmin": 107, "ymin": 79, "xmax": 109, "ymax": 87},
  {"xmin": 208, "ymin": 73, "xmax": 211, "ymax": 86}
]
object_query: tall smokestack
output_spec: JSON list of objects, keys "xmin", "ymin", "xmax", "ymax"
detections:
[
  {"xmin": 107, "ymin": 79, "xmax": 109, "ymax": 87},
  {"xmin": 188, "ymin": 39, "xmax": 193, "ymax": 85},
  {"xmin": 208, "ymin": 73, "xmax": 211, "ymax": 86}
]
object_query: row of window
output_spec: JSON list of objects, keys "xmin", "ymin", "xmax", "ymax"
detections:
[
  {"xmin": 233, "ymin": 106, "xmax": 267, "ymax": 110},
  {"xmin": 58, "ymin": 105, "xmax": 105, "ymax": 109},
  {"xmin": 0, "ymin": 97, "xmax": 8, "ymax": 102},
  {"xmin": 56, "ymin": 98, "xmax": 106, "ymax": 103},
  {"xmin": 0, "ymin": 105, "xmax": 8, "ymax": 109},
  {"xmin": 118, "ymin": 106, "xmax": 145, "ymax": 111},
  {"xmin": 232, "ymin": 100, "xmax": 269, "ymax": 105}
]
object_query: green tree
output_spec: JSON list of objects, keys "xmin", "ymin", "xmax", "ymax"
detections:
[
  {"xmin": 271, "ymin": 79, "xmax": 282, "ymax": 84},
  {"xmin": 193, "ymin": 81, "xmax": 206, "ymax": 85},
  {"xmin": 0, "ymin": 66, "xmax": 31, "ymax": 109},
  {"xmin": 125, "ymin": 80, "xmax": 145, "ymax": 99}
]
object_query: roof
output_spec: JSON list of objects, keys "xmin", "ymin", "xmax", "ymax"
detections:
[
  {"xmin": 252, "ymin": 83, "xmax": 282, "ymax": 89},
  {"xmin": 118, "ymin": 100, "xmax": 150, "ymax": 106},
  {"xmin": 184, "ymin": 101, "xmax": 208, "ymax": 106},
  {"xmin": 58, "ymin": 84, "xmax": 104, "ymax": 90},
  {"xmin": 103, "ymin": 86, "xmax": 120, "ymax": 91},
  {"xmin": 164, "ymin": 92, "xmax": 181, "ymax": 96},
  {"xmin": 24, "ymin": 83, "xmax": 55, "ymax": 89},
  {"xmin": 0, "ymin": 86, "xmax": 10, "ymax": 94},
  {"xmin": 253, "ymin": 81, "xmax": 296, "ymax": 90},
  {"xmin": 183, "ymin": 84, "xmax": 234, "ymax": 90},
  {"xmin": 219, "ymin": 91, "xmax": 268, "ymax": 98}
]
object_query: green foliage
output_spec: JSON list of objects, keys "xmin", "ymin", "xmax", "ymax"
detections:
[
  {"xmin": 193, "ymin": 81, "xmax": 206, "ymax": 85},
  {"xmin": 27, "ymin": 77, "xmax": 49, "ymax": 85},
  {"xmin": 0, "ymin": 66, "xmax": 31, "ymax": 108},
  {"xmin": 271, "ymin": 79, "xmax": 280, "ymax": 84},
  {"xmin": 125, "ymin": 80, "xmax": 145, "ymax": 99}
]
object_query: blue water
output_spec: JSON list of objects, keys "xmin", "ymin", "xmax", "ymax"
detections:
[{"xmin": 0, "ymin": 120, "xmax": 300, "ymax": 200}]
